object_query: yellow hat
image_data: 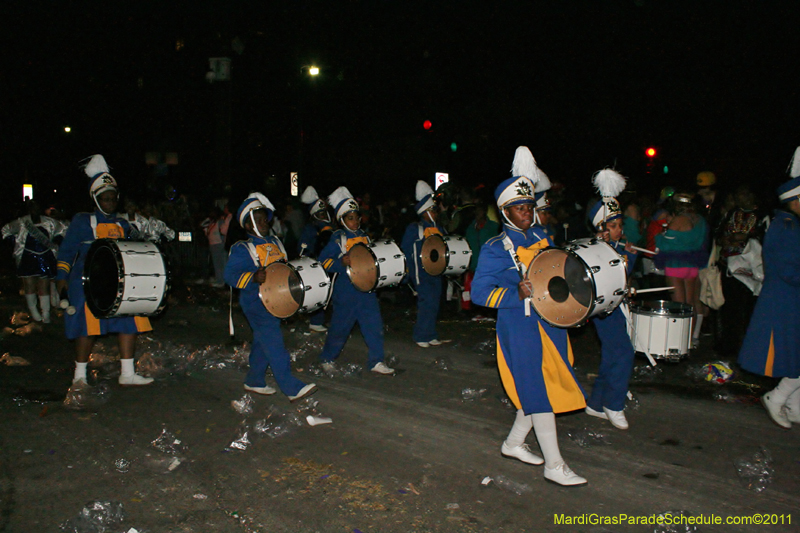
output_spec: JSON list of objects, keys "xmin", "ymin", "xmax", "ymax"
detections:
[{"xmin": 697, "ymin": 171, "xmax": 716, "ymax": 187}]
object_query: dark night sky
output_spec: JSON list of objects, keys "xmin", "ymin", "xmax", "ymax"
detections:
[{"xmin": 3, "ymin": 0, "xmax": 799, "ymax": 210}]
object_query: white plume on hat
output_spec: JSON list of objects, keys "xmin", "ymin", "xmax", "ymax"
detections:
[
  {"xmin": 592, "ymin": 168, "xmax": 627, "ymax": 199},
  {"xmin": 511, "ymin": 146, "xmax": 546, "ymax": 187},
  {"xmin": 789, "ymin": 146, "xmax": 800, "ymax": 178},
  {"xmin": 536, "ymin": 171, "xmax": 552, "ymax": 193},
  {"xmin": 84, "ymin": 154, "xmax": 110, "ymax": 178},
  {"xmin": 328, "ymin": 186, "xmax": 359, "ymax": 220},
  {"xmin": 301, "ymin": 186, "xmax": 320, "ymax": 205},
  {"xmin": 415, "ymin": 180, "xmax": 434, "ymax": 201}
]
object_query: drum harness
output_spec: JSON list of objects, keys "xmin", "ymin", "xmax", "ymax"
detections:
[
  {"xmin": 228, "ymin": 238, "xmax": 288, "ymax": 336},
  {"xmin": 501, "ymin": 234, "xmax": 532, "ymax": 317}
]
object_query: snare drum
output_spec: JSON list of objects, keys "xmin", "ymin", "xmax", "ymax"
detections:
[
  {"xmin": 83, "ymin": 239, "xmax": 170, "ymax": 318},
  {"xmin": 420, "ymin": 234, "xmax": 473, "ymax": 276},
  {"xmin": 628, "ymin": 300, "xmax": 693, "ymax": 361},
  {"xmin": 348, "ymin": 240, "xmax": 406, "ymax": 292},
  {"xmin": 526, "ymin": 238, "xmax": 627, "ymax": 328},
  {"xmin": 260, "ymin": 257, "xmax": 332, "ymax": 318}
]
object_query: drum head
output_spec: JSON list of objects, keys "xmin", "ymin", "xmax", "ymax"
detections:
[
  {"xmin": 347, "ymin": 243, "xmax": 378, "ymax": 292},
  {"xmin": 260, "ymin": 263, "xmax": 303, "ymax": 318},
  {"xmin": 421, "ymin": 234, "xmax": 446, "ymax": 276},
  {"xmin": 527, "ymin": 248, "xmax": 594, "ymax": 327},
  {"xmin": 83, "ymin": 240, "xmax": 122, "ymax": 318}
]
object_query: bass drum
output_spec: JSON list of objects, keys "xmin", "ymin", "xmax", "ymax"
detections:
[
  {"xmin": 628, "ymin": 300, "xmax": 693, "ymax": 362},
  {"xmin": 420, "ymin": 234, "xmax": 472, "ymax": 276},
  {"xmin": 347, "ymin": 240, "xmax": 406, "ymax": 292},
  {"xmin": 260, "ymin": 258, "xmax": 332, "ymax": 319},
  {"xmin": 526, "ymin": 238, "xmax": 627, "ymax": 328},
  {"xmin": 83, "ymin": 239, "xmax": 170, "ymax": 318}
]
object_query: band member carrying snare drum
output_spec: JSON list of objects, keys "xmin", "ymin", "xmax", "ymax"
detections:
[
  {"xmin": 298, "ymin": 185, "xmax": 335, "ymax": 333},
  {"xmin": 56, "ymin": 155, "xmax": 154, "ymax": 388}
]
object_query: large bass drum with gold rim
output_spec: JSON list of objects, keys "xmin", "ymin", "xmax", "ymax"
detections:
[{"xmin": 525, "ymin": 238, "xmax": 627, "ymax": 328}]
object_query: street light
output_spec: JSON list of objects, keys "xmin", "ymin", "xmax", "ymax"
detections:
[{"xmin": 308, "ymin": 66, "xmax": 320, "ymax": 76}]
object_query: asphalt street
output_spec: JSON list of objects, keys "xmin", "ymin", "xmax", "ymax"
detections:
[{"xmin": 1, "ymin": 280, "xmax": 798, "ymax": 533}]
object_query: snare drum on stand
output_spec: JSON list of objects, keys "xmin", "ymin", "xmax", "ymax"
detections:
[
  {"xmin": 525, "ymin": 238, "xmax": 628, "ymax": 328},
  {"xmin": 83, "ymin": 239, "xmax": 170, "ymax": 318},
  {"xmin": 259, "ymin": 257, "xmax": 332, "ymax": 318},
  {"xmin": 420, "ymin": 234, "xmax": 473, "ymax": 276},
  {"xmin": 627, "ymin": 300, "xmax": 693, "ymax": 362}
]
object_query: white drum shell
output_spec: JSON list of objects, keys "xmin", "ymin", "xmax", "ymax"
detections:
[
  {"xmin": 289, "ymin": 257, "xmax": 332, "ymax": 313},
  {"xmin": 116, "ymin": 241, "xmax": 169, "ymax": 315},
  {"xmin": 628, "ymin": 303, "xmax": 693, "ymax": 359},
  {"xmin": 565, "ymin": 238, "xmax": 628, "ymax": 317},
  {"xmin": 442, "ymin": 235, "xmax": 472, "ymax": 276}
]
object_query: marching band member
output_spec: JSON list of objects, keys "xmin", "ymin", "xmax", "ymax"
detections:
[
  {"xmin": 584, "ymin": 169, "xmax": 638, "ymax": 430},
  {"xmin": 224, "ymin": 193, "xmax": 316, "ymax": 401},
  {"xmin": 298, "ymin": 186, "xmax": 335, "ymax": 333},
  {"xmin": 316, "ymin": 187, "xmax": 394, "ymax": 374},
  {"xmin": 739, "ymin": 147, "xmax": 800, "ymax": 428},
  {"xmin": 2, "ymin": 199, "xmax": 68, "ymax": 323},
  {"xmin": 56, "ymin": 155, "xmax": 153, "ymax": 386},
  {"xmin": 472, "ymin": 147, "xmax": 587, "ymax": 486},
  {"xmin": 401, "ymin": 181, "xmax": 449, "ymax": 348}
]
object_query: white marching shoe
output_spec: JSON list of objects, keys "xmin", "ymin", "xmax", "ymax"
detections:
[
  {"xmin": 288, "ymin": 383, "xmax": 317, "ymax": 402},
  {"xmin": 584, "ymin": 406, "xmax": 607, "ymax": 420},
  {"xmin": 370, "ymin": 362, "xmax": 395, "ymax": 375},
  {"xmin": 309, "ymin": 324, "xmax": 328, "ymax": 332},
  {"xmin": 544, "ymin": 462, "xmax": 587, "ymax": 486},
  {"xmin": 603, "ymin": 407, "xmax": 629, "ymax": 430},
  {"xmin": 761, "ymin": 392, "xmax": 791, "ymax": 429},
  {"xmin": 501, "ymin": 442, "xmax": 544, "ymax": 465},
  {"xmin": 119, "ymin": 373, "xmax": 154, "ymax": 386},
  {"xmin": 244, "ymin": 384, "xmax": 277, "ymax": 396}
]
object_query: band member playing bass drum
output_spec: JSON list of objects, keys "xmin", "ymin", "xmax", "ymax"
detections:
[
  {"xmin": 56, "ymin": 155, "xmax": 154, "ymax": 388},
  {"xmin": 298, "ymin": 185, "xmax": 335, "ymax": 333},
  {"xmin": 472, "ymin": 147, "xmax": 587, "ymax": 486}
]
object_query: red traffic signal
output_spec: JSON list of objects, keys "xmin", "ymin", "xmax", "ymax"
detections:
[
  {"xmin": 646, "ymin": 147, "xmax": 657, "ymax": 157},
  {"xmin": 423, "ymin": 120, "xmax": 432, "ymax": 130}
]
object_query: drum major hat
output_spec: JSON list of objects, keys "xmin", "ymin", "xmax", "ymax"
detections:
[
  {"xmin": 495, "ymin": 146, "xmax": 544, "ymax": 209},
  {"xmin": 329, "ymin": 186, "xmax": 359, "ymax": 220},
  {"xmin": 415, "ymin": 180, "xmax": 435, "ymax": 214},
  {"xmin": 301, "ymin": 186, "xmax": 327, "ymax": 216},
  {"xmin": 534, "ymin": 172, "xmax": 552, "ymax": 212},
  {"xmin": 588, "ymin": 168, "xmax": 627, "ymax": 229},
  {"xmin": 84, "ymin": 154, "xmax": 118, "ymax": 199},
  {"xmin": 237, "ymin": 193, "xmax": 275, "ymax": 228},
  {"xmin": 778, "ymin": 146, "xmax": 800, "ymax": 202}
]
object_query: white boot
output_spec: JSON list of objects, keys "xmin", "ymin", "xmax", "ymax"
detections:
[
  {"xmin": 774, "ymin": 377, "xmax": 800, "ymax": 425},
  {"xmin": 25, "ymin": 294, "xmax": 42, "ymax": 322},
  {"xmin": 39, "ymin": 295, "xmax": 51, "ymax": 323},
  {"xmin": 760, "ymin": 377, "xmax": 800, "ymax": 429}
]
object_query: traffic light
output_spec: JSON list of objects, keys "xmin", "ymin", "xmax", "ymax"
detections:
[
  {"xmin": 646, "ymin": 147, "xmax": 657, "ymax": 157},
  {"xmin": 450, "ymin": 142, "xmax": 457, "ymax": 152},
  {"xmin": 423, "ymin": 120, "xmax": 432, "ymax": 130}
]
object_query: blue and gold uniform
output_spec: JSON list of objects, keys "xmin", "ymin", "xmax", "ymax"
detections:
[
  {"xmin": 224, "ymin": 193, "xmax": 310, "ymax": 398},
  {"xmin": 56, "ymin": 211, "xmax": 152, "ymax": 339},
  {"xmin": 317, "ymin": 225, "xmax": 386, "ymax": 368},
  {"xmin": 738, "ymin": 209, "xmax": 800, "ymax": 378},
  {"xmin": 472, "ymin": 224, "xmax": 585, "ymax": 414},
  {"xmin": 401, "ymin": 217, "xmax": 445, "ymax": 344},
  {"xmin": 738, "ymin": 163, "xmax": 800, "ymax": 428}
]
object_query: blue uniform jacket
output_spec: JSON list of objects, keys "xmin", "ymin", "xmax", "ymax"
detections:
[
  {"xmin": 298, "ymin": 218, "xmax": 335, "ymax": 257},
  {"xmin": 472, "ymin": 224, "xmax": 585, "ymax": 414},
  {"xmin": 224, "ymin": 235, "xmax": 287, "ymax": 310},
  {"xmin": 738, "ymin": 210, "xmax": 800, "ymax": 378}
]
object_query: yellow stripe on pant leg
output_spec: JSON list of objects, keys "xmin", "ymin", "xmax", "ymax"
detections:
[
  {"xmin": 496, "ymin": 337, "xmax": 521, "ymax": 410},
  {"xmin": 539, "ymin": 323, "xmax": 586, "ymax": 413}
]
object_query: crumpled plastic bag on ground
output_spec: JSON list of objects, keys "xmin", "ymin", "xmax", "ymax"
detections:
[
  {"xmin": 567, "ymin": 427, "xmax": 611, "ymax": 448},
  {"xmin": 431, "ymin": 356, "xmax": 453, "ymax": 371},
  {"xmin": 481, "ymin": 475, "xmax": 532, "ymax": 495},
  {"xmin": 60, "ymin": 500, "xmax": 125, "ymax": 533},
  {"xmin": 461, "ymin": 388, "xmax": 487, "ymax": 401},
  {"xmin": 232, "ymin": 393, "xmax": 254, "ymax": 415},
  {"xmin": 151, "ymin": 427, "xmax": 187, "ymax": 455},
  {"xmin": 226, "ymin": 423, "xmax": 252, "ymax": 451},
  {"xmin": 253, "ymin": 405, "xmax": 305, "ymax": 439},
  {"xmin": 631, "ymin": 364, "xmax": 663, "ymax": 382},
  {"xmin": 472, "ymin": 339, "xmax": 496, "ymax": 355},
  {"xmin": 652, "ymin": 510, "xmax": 699, "ymax": 533},
  {"xmin": 734, "ymin": 447, "xmax": 773, "ymax": 492},
  {"xmin": 1, "ymin": 352, "xmax": 30, "ymax": 366},
  {"xmin": 63, "ymin": 382, "xmax": 111, "ymax": 411}
]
